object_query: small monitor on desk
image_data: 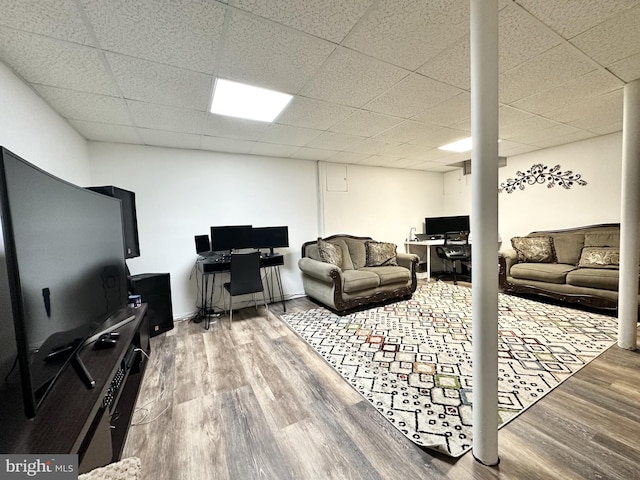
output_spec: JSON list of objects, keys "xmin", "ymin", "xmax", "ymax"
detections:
[
  {"xmin": 253, "ymin": 226, "xmax": 289, "ymax": 257},
  {"xmin": 210, "ymin": 225, "xmax": 253, "ymax": 254}
]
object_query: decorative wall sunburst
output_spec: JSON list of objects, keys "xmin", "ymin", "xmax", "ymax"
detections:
[{"xmin": 499, "ymin": 164, "xmax": 587, "ymax": 193}]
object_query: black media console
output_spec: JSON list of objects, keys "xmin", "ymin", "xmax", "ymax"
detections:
[{"xmin": 0, "ymin": 305, "xmax": 150, "ymax": 474}]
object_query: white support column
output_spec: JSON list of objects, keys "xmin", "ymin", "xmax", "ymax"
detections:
[
  {"xmin": 470, "ymin": 0, "xmax": 500, "ymax": 466},
  {"xmin": 618, "ymin": 79, "xmax": 640, "ymax": 350}
]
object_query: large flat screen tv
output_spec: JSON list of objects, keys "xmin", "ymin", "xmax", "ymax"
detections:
[
  {"xmin": 0, "ymin": 147, "xmax": 128, "ymax": 418},
  {"xmin": 252, "ymin": 226, "xmax": 289, "ymax": 256},
  {"xmin": 210, "ymin": 225, "xmax": 253, "ymax": 253}
]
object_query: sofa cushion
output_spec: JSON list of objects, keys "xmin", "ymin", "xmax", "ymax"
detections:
[
  {"xmin": 550, "ymin": 233, "xmax": 584, "ymax": 265},
  {"xmin": 578, "ymin": 247, "xmax": 620, "ymax": 269},
  {"xmin": 584, "ymin": 231, "xmax": 619, "ymax": 247},
  {"xmin": 330, "ymin": 238, "xmax": 355, "ymax": 270},
  {"xmin": 364, "ymin": 241, "xmax": 398, "ymax": 266},
  {"xmin": 342, "ymin": 269, "xmax": 380, "ymax": 293},
  {"xmin": 360, "ymin": 266, "xmax": 410, "ymax": 286},
  {"xmin": 317, "ymin": 238, "xmax": 343, "ymax": 268},
  {"xmin": 511, "ymin": 236, "xmax": 555, "ymax": 263},
  {"xmin": 510, "ymin": 263, "xmax": 576, "ymax": 284},
  {"xmin": 343, "ymin": 237, "xmax": 367, "ymax": 270},
  {"xmin": 566, "ymin": 268, "xmax": 619, "ymax": 291}
]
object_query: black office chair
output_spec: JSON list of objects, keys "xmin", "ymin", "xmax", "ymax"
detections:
[
  {"xmin": 223, "ymin": 251, "xmax": 269, "ymax": 329},
  {"xmin": 435, "ymin": 231, "xmax": 471, "ymax": 285}
]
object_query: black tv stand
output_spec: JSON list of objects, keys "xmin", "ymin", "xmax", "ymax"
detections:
[{"xmin": 0, "ymin": 305, "xmax": 150, "ymax": 474}]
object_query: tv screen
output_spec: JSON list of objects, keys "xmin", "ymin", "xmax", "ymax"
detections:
[
  {"xmin": 425, "ymin": 215, "xmax": 470, "ymax": 237},
  {"xmin": 210, "ymin": 225, "xmax": 253, "ymax": 252},
  {"xmin": 252, "ymin": 226, "xmax": 289, "ymax": 255},
  {"xmin": 0, "ymin": 147, "xmax": 128, "ymax": 418}
]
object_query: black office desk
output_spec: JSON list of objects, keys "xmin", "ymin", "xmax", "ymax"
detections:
[{"xmin": 196, "ymin": 253, "xmax": 285, "ymax": 328}]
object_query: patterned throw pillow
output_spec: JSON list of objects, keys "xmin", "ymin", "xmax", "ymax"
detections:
[
  {"xmin": 365, "ymin": 241, "xmax": 398, "ymax": 266},
  {"xmin": 317, "ymin": 238, "xmax": 342, "ymax": 268},
  {"xmin": 578, "ymin": 247, "xmax": 620, "ymax": 269},
  {"xmin": 511, "ymin": 236, "xmax": 555, "ymax": 263}
]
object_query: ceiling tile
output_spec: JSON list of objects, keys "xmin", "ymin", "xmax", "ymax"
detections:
[
  {"xmin": 79, "ymin": 0, "xmax": 225, "ymax": 73},
  {"xmin": 0, "ymin": 0, "xmax": 95, "ymax": 45},
  {"xmin": 139, "ymin": 129, "xmax": 202, "ymax": 150},
  {"xmin": 364, "ymin": 73, "xmax": 462, "ymax": 118},
  {"xmin": 570, "ymin": 5, "xmax": 640, "ymax": 65},
  {"xmin": 305, "ymin": 131, "xmax": 364, "ymax": 151},
  {"xmin": 69, "ymin": 120, "xmax": 142, "ymax": 144},
  {"xmin": 201, "ymin": 135, "xmax": 255, "ymax": 154},
  {"xmin": 233, "ymin": 0, "xmax": 374, "ymax": 43},
  {"xmin": 127, "ymin": 101, "xmax": 205, "ymax": 134},
  {"xmin": 420, "ymin": 127, "xmax": 472, "ymax": 149},
  {"xmin": 325, "ymin": 151, "xmax": 371, "ymax": 164},
  {"xmin": 590, "ymin": 121, "xmax": 623, "ymax": 135},
  {"xmin": 498, "ymin": 3, "xmax": 561, "ymax": 72},
  {"xmin": 34, "ymin": 85, "xmax": 131, "ymax": 125},
  {"xmin": 417, "ymin": 36, "xmax": 470, "ymax": 91},
  {"xmin": 258, "ymin": 124, "xmax": 322, "ymax": 147},
  {"xmin": 250, "ymin": 142, "xmax": 300, "ymax": 157},
  {"xmin": 0, "ymin": 27, "xmax": 119, "ymax": 95},
  {"xmin": 515, "ymin": 0, "xmax": 639, "ymax": 38},
  {"xmin": 218, "ymin": 9, "xmax": 335, "ymax": 94},
  {"xmin": 203, "ymin": 115, "xmax": 269, "ymax": 141},
  {"xmin": 413, "ymin": 93, "xmax": 470, "ymax": 127},
  {"xmin": 498, "ymin": 141, "xmax": 538, "ymax": 156},
  {"xmin": 607, "ymin": 52, "xmax": 640, "ymax": 82},
  {"xmin": 275, "ymin": 96, "xmax": 355, "ymax": 130},
  {"xmin": 499, "ymin": 105, "xmax": 534, "ymax": 127},
  {"xmin": 545, "ymin": 89, "xmax": 623, "ymax": 131},
  {"xmin": 345, "ymin": 138, "xmax": 400, "ymax": 155},
  {"xmin": 510, "ymin": 69, "xmax": 623, "ymax": 114},
  {"xmin": 499, "ymin": 44, "xmax": 596, "ymax": 104},
  {"xmin": 299, "ymin": 48, "xmax": 408, "ymax": 108},
  {"xmin": 290, "ymin": 147, "xmax": 338, "ymax": 161},
  {"xmin": 329, "ymin": 110, "xmax": 403, "ymax": 137},
  {"xmin": 374, "ymin": 120, "xmax": 443, "ymax": 145},
  {"xmin": 343, "ymin": 0, "xmax": 469, "ymax": 70},
  {"xmin": 499, "ymin": 115, "xmax": 567, "ymax": 139},
  {"xmin": 528, "ymin": 129, "xmax": 594, "ymax": 149},
  {"xmin": 106, "ymin": 53, "xmax": 212, "ymax": 110},
  {"xmin": 356, "ymin": 154, "xmax": 404, "ymax": 167}
]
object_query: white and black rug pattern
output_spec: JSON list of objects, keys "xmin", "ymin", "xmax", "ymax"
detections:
[{"xmin": 281, "ymin": 282, "xmax": 618, "ymax": 457}]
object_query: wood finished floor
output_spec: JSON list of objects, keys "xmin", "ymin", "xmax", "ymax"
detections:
[{"xmin": 122, "ymin": 286, "xmax": 640, "ymax": 480}]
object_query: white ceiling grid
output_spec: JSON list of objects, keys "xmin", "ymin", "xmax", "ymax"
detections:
[{"xmin": 0, "ymin": 0, "xmax": 637, "ymax": 171}]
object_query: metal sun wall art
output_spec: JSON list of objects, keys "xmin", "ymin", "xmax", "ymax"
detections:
[{"xmin": 498, "ymin": 164, "xmax": 588, "ymax": 194}]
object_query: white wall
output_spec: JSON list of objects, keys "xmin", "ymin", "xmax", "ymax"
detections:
[
  {"xmin": 498, "ymin": 133, "xmax": 622, "ymax": 243},
  {"xmin": 88, "ymin": 143, "xmax": 319, "ymax": 318},
  {"xmin": 321, "ymin": 162, "xmax": 443, "ymax": 247},
  {"xmin": 0, "ymin": 61, "xmax": 89, "ymax": 184}
]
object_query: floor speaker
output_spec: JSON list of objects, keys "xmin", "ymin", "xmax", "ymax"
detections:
[{"xmin": 128, "ymin": 273, "xmax": 174, "ymax": 337}]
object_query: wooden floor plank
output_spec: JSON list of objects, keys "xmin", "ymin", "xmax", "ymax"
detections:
[{"xmin": 122, "ymin": 288, "xmax": 640, "ymax": 480}]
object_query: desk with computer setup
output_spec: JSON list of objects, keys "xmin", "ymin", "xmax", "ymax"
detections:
[
  {"xmin": 193, "ymin": 225, "xmax": 289, "ymax": 327},
  {"xmin": 405, "ymin": 215, "xmax": 471, "ymax": 280}
]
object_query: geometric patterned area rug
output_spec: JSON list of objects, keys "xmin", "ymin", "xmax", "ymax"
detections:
[{"xmin": 281, "ymin": 281, "xmax": 618, "ymax": 457}]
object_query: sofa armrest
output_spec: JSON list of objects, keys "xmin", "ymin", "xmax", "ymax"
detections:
[
  {"xmin": 298, "ymin": 257, "xmax": 342, "ymax": 283},
  {"xmin": 396, "ymin": 252, "xmax": 419, "ymax": 271},
  {"xmin": 499, "ymin": 248, "xmax": 518, "ymax": 273}
]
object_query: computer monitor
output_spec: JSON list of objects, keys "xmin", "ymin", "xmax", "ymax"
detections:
[
  {"xmin": 210, "ymin": 225, "xmax": 253, "ymax": 253},
  {"xmin": 425, "ymin": 215, "xmax": 470, "ymax": 238},
  {"xmin": 253, "ymin": 226, "xmax": 289, "ymax": 256}
]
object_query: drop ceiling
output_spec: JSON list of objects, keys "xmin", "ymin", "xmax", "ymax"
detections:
[{"xmin": 0, "ymin": 0, "xmax": 638, "ymax": 172}]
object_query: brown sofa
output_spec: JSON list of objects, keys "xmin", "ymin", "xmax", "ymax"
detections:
[
  {"xmin": 499, "ymin": 223, "xmax": 639, "ymax": 313},
  {"xmin": 299, "ymin": 234, "xmax": 419, "ymax": 314}
]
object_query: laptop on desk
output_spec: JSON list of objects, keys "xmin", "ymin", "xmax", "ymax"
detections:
[{"xmin": 414, "ymin": 233, "xmax": 439, "ymax": 241}]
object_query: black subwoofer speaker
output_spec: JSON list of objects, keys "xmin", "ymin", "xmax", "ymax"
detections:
[{"xmin": 128, "ymin": 273, "xmax": 174, "ymax": 337}]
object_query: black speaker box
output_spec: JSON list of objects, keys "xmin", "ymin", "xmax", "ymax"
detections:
[
  {"xmin": 87, "ymin": 185, "xmax": 140, "ymax": 258},
  {"xmin": 194, "ymin": 234, "xmax": 210, "ymax": 254},
  {"xmin": 128, "ymin": 273, "xmax": 174, "ymax": 337}
]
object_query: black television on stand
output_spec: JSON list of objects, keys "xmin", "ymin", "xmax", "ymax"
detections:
[
  {"xmin": 0, "ymin": 147, "xmax": 129, "ymax": 419},
  {"xmin": 210, "ymin": 225, "xmax": 253, "ymax": 257},
  {"xmin": 253, "ymin": 226, "xmax": 289, "ymax": 256}
]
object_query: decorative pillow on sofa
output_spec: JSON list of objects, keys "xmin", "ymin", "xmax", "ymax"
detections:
[
  {"xmin": 578, "ymin": 247, "xmax": 620, "ymax": 269},
  {"xmin": 551, "ymin": 233, "xmax": 584, "ymax": 265},
  {"xmin": 317, "ymin": 238, "xmax": 343, "ymax": 268},
  {"xmin": 511, "ymin": 236, "xmax": 555, "ymax": 263},
  {"xmin": 364, "ymin": 241, "xmax": 398, "ymax": 267}
]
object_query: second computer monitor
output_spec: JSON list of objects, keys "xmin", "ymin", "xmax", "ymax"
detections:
[
  {"xmin": 253, "ymin": 226, "xmax": 289, "ymax": 256},
  {"xmin": 210, "ymin": 225, "xmax": 253, "ymax": 253}
]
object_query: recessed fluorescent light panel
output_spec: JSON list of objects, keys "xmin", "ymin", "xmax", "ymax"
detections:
[
  {"xmin": 210, "ymin": 79, "xmax": 293, "ymax": 122},
  {"xmin": 438, "ymin": 137, "xmax": 473, "ymax": 152}
]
